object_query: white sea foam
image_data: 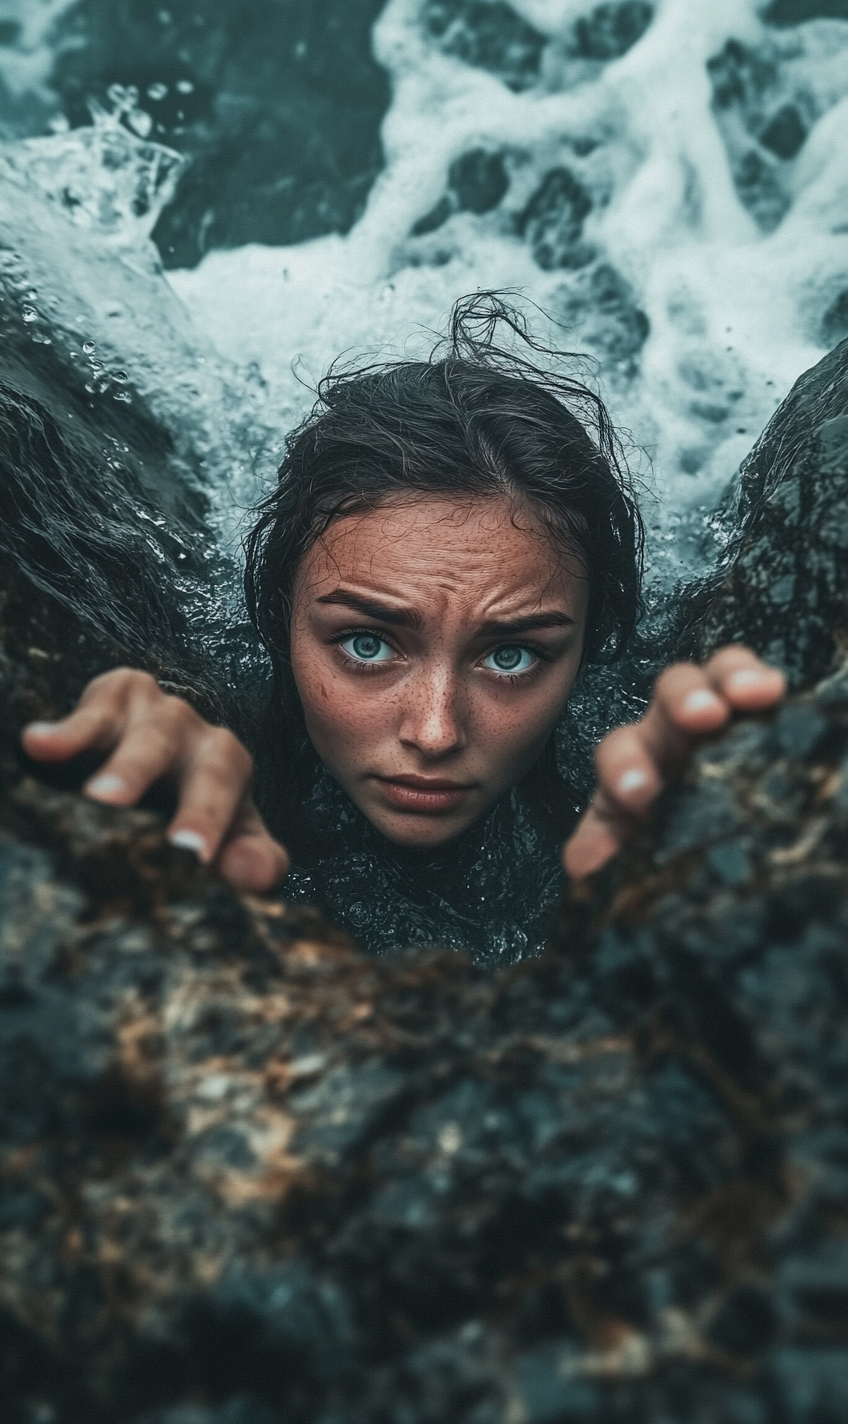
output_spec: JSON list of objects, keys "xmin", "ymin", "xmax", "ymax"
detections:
[{"xmin": 166, "ymin": 0, "xmax": 848, "ymax": 579}]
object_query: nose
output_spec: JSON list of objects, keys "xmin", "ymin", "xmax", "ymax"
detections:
[{"xmin": 398, "ymin": 663, "xmax": 467, "ymax": 759}]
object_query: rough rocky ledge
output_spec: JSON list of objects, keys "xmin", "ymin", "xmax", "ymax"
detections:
[{"xmin": 3, "ymin": 340, "xmax": 848, "ymax": 1423}]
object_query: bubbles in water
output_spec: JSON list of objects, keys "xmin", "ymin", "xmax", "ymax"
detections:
[
  {"xmin": 127, "ymin": 110, "xmax": 153, "ymax": 139},
  {"xmin": 21, "ymin": 304, "xmax": 37, "ymax": 323},
  {"xmin": 147, "ymin": 83, "xmax": 168, "ymax": 102},
  {"xmin": 82, "ymin": 341, "xmax": 96, "ymax": 354}
]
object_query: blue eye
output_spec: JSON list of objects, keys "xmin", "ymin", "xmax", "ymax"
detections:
[
  {"xmin": 484, "ymin": 645, "xmax": 536, "ymax": 675},
  {"xmin": 341, "ymin": 632, "xmax": 394, "ymax": 663}
]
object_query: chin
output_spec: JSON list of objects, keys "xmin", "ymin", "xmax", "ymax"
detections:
[{"xmin": 374, "ymin": 813, "xmax": 474, "ymax": 849}]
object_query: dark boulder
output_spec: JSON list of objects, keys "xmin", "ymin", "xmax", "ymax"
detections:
[
  {"xmin": 679, "ymin": 335, "xmax": 848, "ymax": 689},
  {"xmin": 3, "ymin": 340, "xmax": 848, "ymax": 1420}
]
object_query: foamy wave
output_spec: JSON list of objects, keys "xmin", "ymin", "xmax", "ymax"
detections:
[{"xmin": 166, "ymin": 0, "xmax": 848, "ymax": 581}]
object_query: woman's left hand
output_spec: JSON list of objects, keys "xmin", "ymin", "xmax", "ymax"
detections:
[{"xmin": 563, "ymin": 646, "xmax": 786, "ymax": 880}]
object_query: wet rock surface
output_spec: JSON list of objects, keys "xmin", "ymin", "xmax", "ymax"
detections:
[
  {"xmin": 680, "ymin": 335, "xmax": 848, "ymax": 688},
  {"xmin": 3, "ymin": 342, "xmax": 848, "ymax": 1420}
]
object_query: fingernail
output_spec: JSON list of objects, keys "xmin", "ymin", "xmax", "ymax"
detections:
[
  {"xmin": 728, "ymin": 668, "xmax": 770, "ymax": 690},
  {"xmin": 86, "ymin": 774, "xmax": 127, "ymax": 801},
  {"xmin": 25, "ymin": 720, "xmax": 62, "ymax": 736},
  {"xmin": 618, "ymin": 768, "xmax": 649, "ymax": 795},
  {"xmin": 168, "ymin": 829, "xmax": 209, "ymax": 861},
  {"xmin": 682, "ymin": 689, "xmax": 722, "ymax": 714}
]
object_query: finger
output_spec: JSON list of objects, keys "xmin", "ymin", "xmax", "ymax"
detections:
[
  {"xmin": 701, "ymin": 646, "xmax": 786, "ymax": 710},
  {"xmin": 164, "ymin": 729, "xmax": 254, "ymax": 865},
  {"xmin": 563, "ymin": 800, "xmax": 626, "ymax": 880},
  {"xmin": 216, "ymin": 802, "xmax": 290, "ymax": 893},
  {"xmin": 648, "ymin": 662, "xmax": 731, "ymax": 741},
  {"xmin": 610, "ymin": 664, "xmax": 731, "ymax": 800},
  {"xmin": 21, "ymin": 668, "xmax": 161, "ymax": 764},
  {"xmin": 21, "ymin": 704, "xmax": 122, "ymax": 763},
  {"xmin": 594, "ymin": 724, "xmax": 665, "ymax": 815},
  {"xmin": 81, "ymin": 712, "xmax": 195, "ymax": 807}
]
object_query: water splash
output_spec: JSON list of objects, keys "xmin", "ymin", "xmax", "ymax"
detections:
[
  {"xmin": 164, "ymin": 0, "xmax": 848, "ymax": 586},
  {"xmin": 0, "ymin": 92, "xmax": 184, "ymax": 243}
]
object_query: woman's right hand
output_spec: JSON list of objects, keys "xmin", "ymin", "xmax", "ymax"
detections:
[{"xmin": 20, "ymin": 668, "xmax": 289, "ymax": 893}]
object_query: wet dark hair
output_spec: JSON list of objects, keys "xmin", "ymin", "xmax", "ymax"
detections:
[{"xmin": 245, "ymin": 293, "xmax": 644, "ymax": 846}]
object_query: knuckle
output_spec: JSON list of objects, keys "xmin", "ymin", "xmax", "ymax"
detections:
[
  {"xmin": 713, "ymin": 646, "xmax": 756, "ymax": 673},
  {"xmin": 206, "ymin": 727, "xmax": 253, "ymax": 774},
  {"xmin": 122, "ymin": 667, "xmax": 159, "ymax": 693},
  {"xmin": 83, "ymin": 666, "xmax": 133, "ymax": 699},
  {"xmin": 655, "ymin": 662, "xmax": 695, "ymax": 693},
  {"xmin": 158, "ymin": 694, "xmax": 198, "ymax": 731},
  {"xmin": 595, "ymin": 726, "xmax": 632, "ymax": 765},
  {"xmin": 87, "ymin": 667, "xmax": 161, "ymax": 710}
]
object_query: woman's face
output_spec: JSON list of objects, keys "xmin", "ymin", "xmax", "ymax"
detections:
[{"xmin": 290, "ymin": 495, "xmax": 589, "ymax": 847}]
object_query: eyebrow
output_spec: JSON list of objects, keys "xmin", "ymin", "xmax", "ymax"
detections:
[
  {"xmin": 315, "ymin": 591, "xmax": 423, "ymax": 629},
  {"xmin": 476, "ymin": 612, "xmax": 577, "ymax": 638},
  {"xmin": 316, "ymin": 592, "xmax": 575, "ymax": 638}
]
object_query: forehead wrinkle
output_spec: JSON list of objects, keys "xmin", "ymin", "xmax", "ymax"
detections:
[{"xmin": 295, "ymin": 495, "xmax": 587, "ymax": 626}]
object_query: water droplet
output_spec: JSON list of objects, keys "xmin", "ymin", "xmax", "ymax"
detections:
[
  {"xmin": 89, "ymin": 360, "xmax": 104, "ymax": 374},
  {"xmin": 113, "ymin": 370, "xmax": 128, "ymax": 384},
  {"xmin": 82, "ymin": 341, "xmax": 96, "ymax": 355},
  {"xmin": 26, "ymin": 289, "xmax": 37, "ymax": 300},
  {"xmin": 113, "ymin": 391, "xmax": 132, "ymax": 403},
  {"xmin": 176, "ymin": 79, "xmax": 194, "ymax": 94},
  {"xmin": 22, "ymin": 304, "xmax": 37, "ymax": 323},
  {"xmin": 128, "ymin": 109, "xmax": 153, "ymax": 138},
  {"xmin": 147, "ymin": 83, "xmax": 168, "ymax": 101}
]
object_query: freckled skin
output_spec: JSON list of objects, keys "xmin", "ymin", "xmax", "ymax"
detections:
[{"xmin": 290, "ymin": 496, "xmax": 589, "ymax": 848}]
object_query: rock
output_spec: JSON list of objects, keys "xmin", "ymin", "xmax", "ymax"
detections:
[
  {"xmin": 5, "ymin": 609, "xmax": 848, "ymax": 1421},
  {"xmin": 4, "ymin": 335, "xmax": 848, "ymax": 1420},
  {"xmin": 678, "ymin": 336, "xmax": 848, "ymax": 689}
]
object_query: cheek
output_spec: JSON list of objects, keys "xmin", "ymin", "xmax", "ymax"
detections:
[
  {"xmin": 478, "ymin": 664, "xmax": 579, "ymax": 768},
  {"xmin": 291, "ymin": 648, "xmax": 340, "ymax": 732},
  {"xmin": 290, "ymin": 640, "xmax": 380, "ymax": 754}
]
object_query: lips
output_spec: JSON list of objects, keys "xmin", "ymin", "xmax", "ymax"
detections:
[{"xmin": 376, "ymin": 774, "xmax": 474, "ymax": 814}]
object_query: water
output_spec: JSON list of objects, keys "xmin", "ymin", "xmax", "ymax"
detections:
[{"xmin": 0, "ymin": 1, "xmax": 846, "ymax": 576}]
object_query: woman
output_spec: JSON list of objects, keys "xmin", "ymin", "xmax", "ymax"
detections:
[{"xmin": 22, "ymin": 298, "xmax": 784, "ymax": 962}]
